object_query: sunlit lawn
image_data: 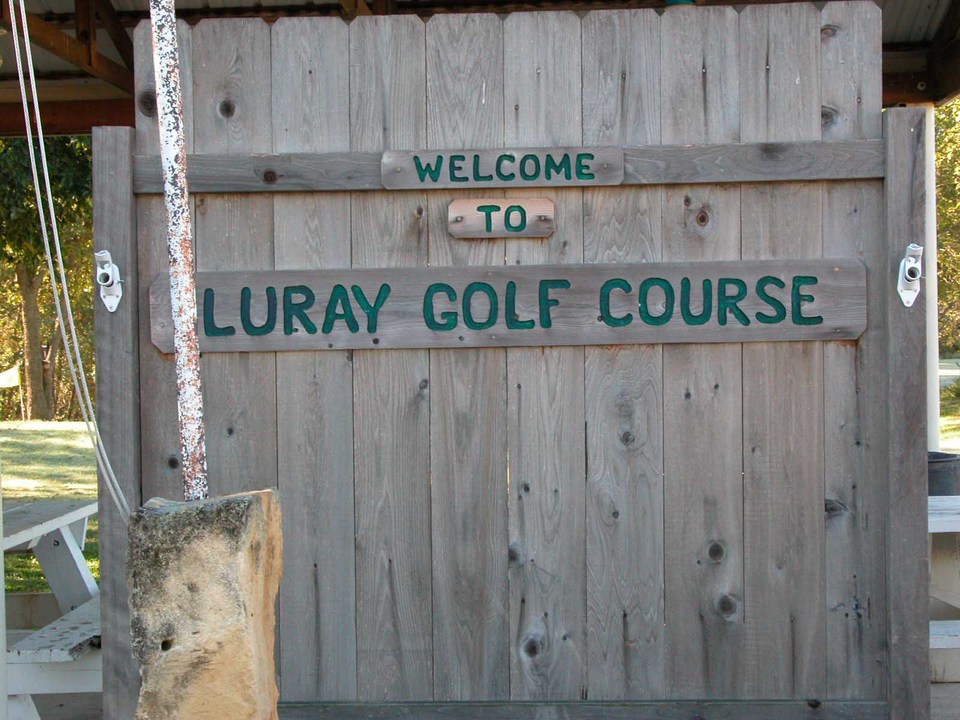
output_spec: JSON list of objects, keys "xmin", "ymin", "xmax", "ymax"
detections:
[
  {"xmin": 0, "ymin": 421, "xmax": 98, "ymax": 592},
  {"xmin": 942, "ymin": 393, "xmax": 960, "ymax": 445}
]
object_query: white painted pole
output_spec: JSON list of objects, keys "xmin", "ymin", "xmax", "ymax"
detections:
[
  {"xmin": 925, "ymin": 103, "xmax": 941, "ymax": 451},
  {"xmin": 147, "ymin": 0, "xmax": 209, "ymax": 500}
]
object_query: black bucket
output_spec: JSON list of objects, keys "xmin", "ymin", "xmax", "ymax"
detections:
[{"xmin": 929, "ymin": 451, "xmax": 960, "ymax": 495}]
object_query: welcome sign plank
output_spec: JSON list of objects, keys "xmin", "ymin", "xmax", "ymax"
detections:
[{"xmin": 150, "ymin": 260, "xmax": 866, "ymax": 353}]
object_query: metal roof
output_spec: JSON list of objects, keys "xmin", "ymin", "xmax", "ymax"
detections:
[{"xmin": 0, "ymin": 0, "xmax": 957, "ymax": 134}]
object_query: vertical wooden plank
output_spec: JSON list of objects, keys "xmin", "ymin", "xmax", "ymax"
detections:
[
  {"xmin": 426, "ymin": 13, "xmax": 509, "ymax": 701},
  {"xmin": 134, "ymin": 18, "xmax": 193, "ymax": 503},
  {"xmin": 503, "ymin": 11, "xmax": 585, "ymax": 701},
  {"xmin": 819, "ymin": 1, "xmax": 887, "ymax": 699},
  {"xmin": 93, "ymin": 126, "xmax": 141, "ymax": 720},
  {"xmin": 739, "ymin": 4, "xmax": 826, "ymax": 698},
  {"xmin": 884, "ymin": 106, "xmax": 930, "ymax": 720},
  {"xmin": 660, "ymin": 6, "xmax": 744, "ymax": 699},
  {"xmin": 271, "ymin": 17, "xmax": 356, "ymax": 702},
  {"xmin": 192, "ymin": 19, "xmax": 276, "ymax": 497},
  {"xmin": 581, "ymin": 9, "xmax": 664, "ymax": 700},
  {"xmin": 350, "ymin": 15, "xmax": 432, "ymax": 701}
]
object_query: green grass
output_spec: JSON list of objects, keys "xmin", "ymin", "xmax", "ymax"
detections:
[
  {"xmin": 942, "ymin": 391, "xmax": 960, "ymax": 445},
  {"xmin": 0, "ymin": 421, "xmax": 98, "ymax": 593}
]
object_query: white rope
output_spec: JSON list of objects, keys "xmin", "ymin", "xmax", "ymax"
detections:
[{"xmin": 7, "ymin": 0, "xmax": 131, "ymax": 521}]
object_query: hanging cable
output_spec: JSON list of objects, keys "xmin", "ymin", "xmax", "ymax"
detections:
[{"xmin": 6, "ymin": 0, "xmax": 131, "ymax": 521}]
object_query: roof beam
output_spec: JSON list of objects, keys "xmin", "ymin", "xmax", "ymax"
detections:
[
  {"xmin": 95, "ymin": 0, "xmax": 134, "ymax": 69},
  {"xmin": 0, "ymin": 1, "xmax": 133, "ymax": 95},
  {"xmin": 930, "ymin": 0, "xmax": 960, "ymax": 102},
  {"xmin": 340, "ymin": 0, "xmax": 372, "ymax": 19},
  {"xmin": 0, "ymin": 98, "xmax": 134, "ymax": 136}
]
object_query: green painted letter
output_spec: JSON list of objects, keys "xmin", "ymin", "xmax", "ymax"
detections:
[
  {"xmin": 539, "ymin": 279, "xmax": 570, "ymax": 328},
  {"xmin": 203, "ymin": 288, "xmax": 236, "ymax": 337},
  {"xmin": 791, "ymin": 275, "xmax": 823, "ymax": 325},
  {"xmin": 599, "ymin": 278, "xmax": 633, "ymax": 327},
  {"xmin": 413, "ymin": 155, "xmax": 443, "ymax": 183},
  {"xmin": 504, "ymin": 205, "xmax": 526, "ymax": 232},
  {"xmin": 472, "ymin": 155, "xmax": 493, "ymax": 182},
  {"xmin": 505, "ymin": 281, "xmax": 535, "ymax": 329},
  {"xmin": 351, "ymin": 284, "xmax": 391, "ymax": 333},
  {"xmin": 638, "ymin": 277, "xmax": 674, "ymax": 326},
  {"xmin": 240, "ymin": 286, "xmax": 277, "ymax": 336},
  {"xmin": 423, "ymin": 283, "xmax": 458, "ymax": 331},
  {"xmin": 519, "ymin": 154, "xmax": 541, "ymax": 181},
  {"xmin": 680, "ymin": 278, "xmax": 712, "ymax": 326},
  {"xmin": 283, "ymin": 285, "xmax": 318, "ymax": 335},
  {"xmin": 575, "ymin": 153, "xmax": 595, "ymax": 180},
  {"xmin": 321, "ymin": 285, "xmax": 358, "ymax": 334},
  {"xmin": 717, "ymin": 278, "xmax": 750, "ymax": 326},
  {"xmin": 496, "ymin": 154, "xmax": 516, "ymax": 181},
  {"xmin": 478, "ymin": 204, "xmax": 501, "ymax": 232},
  {"xmin": 680, "ymin": 278, "xmax": 713, "ymax": 325},
  {"xmin": 756, "ymin": 276, "xmax": 787, "ymax": 324},
  {"xmin": 449, "ymin": 154, "xmax": 468, "ymax": 183},
  {"xmin": 545, "ymin": 153, "xmax": 572, "ymax": 181},
  {"xmin": 463, "ymin": 282, "xmax": 498, "ymax": 330}
]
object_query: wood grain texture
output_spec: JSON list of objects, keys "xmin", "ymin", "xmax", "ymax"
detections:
[
  {"xmin": 271, "ymin": 17, "xmax": 356, "ymax": 702},
  {"xmin": 193, "ymin": 18, "xmax": 277, "ymax": 498},
  {"xmin": 350, "ymin": 15, "xmax": 433, "ymax": 701},
  {"xmin": 819, "ymin": 1, "xmax": 887, "ymax": 700},
  {"xmin": 92, "ymin": 126, "xmax": 141, "ymax": 720},
  {"xmin": 623, "ymin": 140, "xmax": 884, "ymax": 185},
  {"xmin": 883, "ymin": 107, "xmax": 929, "ymax": 720},
  {"xmin": 134, "ymin": 18, "xmax": 192, "ymax": 506},
  {"xmin": 133, "ymin": 151, "xmax": 382, "ymax": 194},
  {"xmin": 276, "ymin": 700, "xmax": 890, "ymax": 719},
  {"xmin": 660, "ymin": 6, "xmax": 744, "ymax": 698},
  {"xmin": 504, "ymin": 11, "xmax": 585, "ymax": 701},
  {"xmin": 426, "ymin": 13, "xmax": 509, "ymax": 702},
  {"xmin": 131, "ymin": 139, "xmax": 885, "ymax": 194},
  {"xmin": 581, "ymin": 9, "xmax": 664, "ymax": 700},
  {"xmin": 739, "ymin": 3, "xmax": 825, "ymax": 699}
]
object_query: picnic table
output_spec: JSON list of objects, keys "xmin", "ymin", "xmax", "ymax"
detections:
[
  {"xmin": 930, "ymin": 496, "xmax": 960, "ymax": 656},
  {"xmin": 3, "ymin": 500, "xmax": 102, "ymax": 719}
]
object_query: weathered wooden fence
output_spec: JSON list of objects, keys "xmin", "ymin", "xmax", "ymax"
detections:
[{"xmin": 93, "ymin": 2, "xmax": 930, "ymax": 718}]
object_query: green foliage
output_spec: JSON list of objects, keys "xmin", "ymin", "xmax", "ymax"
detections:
[
  {"xmin": 0, "ymin": 137, "xmax": 91, "ymax": 267},
  {"xmin": 938, "ymin": 101, "xmax": 960, "ymax": 355},
  {"xmin": 941, "ymin": 382, "xmax": 960, "ymax": 444},
  {"xmin": 0, "ymin": 138, "xmax": 94, "ymax": 420}
]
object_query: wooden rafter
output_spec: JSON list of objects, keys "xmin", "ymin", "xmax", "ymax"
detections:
[
  {"xmin": 0, "ymin": 98, "xmax": 133, "ymax": 135},
  {"xmin": 931, "ymin": 0, "xmax": 960, "ymax": 103},
  {"xmin": 94, "ymin": 0, "xmax": 134, "ymax": 69},
  {"xmin": 0, "ymin": 0, "xmax": 133, "ymax": 95},
  {"xmin": 340, "ymin": 0, "xmax": 373, "ymax": 20}
]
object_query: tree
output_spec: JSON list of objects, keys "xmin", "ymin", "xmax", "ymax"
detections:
[{"xmin": 0, "ymin": 137, "xmax": 91, "ymax": 420}]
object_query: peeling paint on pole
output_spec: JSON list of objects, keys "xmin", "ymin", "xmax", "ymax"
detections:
[{"xmin": 148, "ymin": 0, "xmax": 208, "ymax": 501}]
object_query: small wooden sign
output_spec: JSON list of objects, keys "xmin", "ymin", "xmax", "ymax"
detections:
[
  {"xmin": 151, "ymin": 259, "xmax": 866, "ymax": 354},
  {"xmin": 448, "ymin": 198, "xmax": 555, "ymax": 239},
  {"xmin": 382, "ymin": 147, "xmax": 624, "ymax": 190}
]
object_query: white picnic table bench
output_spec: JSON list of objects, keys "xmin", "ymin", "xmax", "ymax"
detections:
[
  {"xmin": 3, "ymin": 500, "xmax": 101, "ymax": 720},
  {"xmin": 930, "ymin": 495, "xmax": 960, "ymax": 655}
]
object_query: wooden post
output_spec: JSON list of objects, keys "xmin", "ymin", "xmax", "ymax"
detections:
[
  {"xmin": 884, "ymin": 106, "xmax": 930, "ymax": 720},
  {"xmin": 93, "ymin": 126, "xmax": 142, "ymax": 719}
]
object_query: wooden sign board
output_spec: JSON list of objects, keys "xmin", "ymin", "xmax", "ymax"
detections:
[
  {"xmin": 151, "ymin": 259, "xmax": 866, "ymax": 353},
  {"xmin": 381, "ymin": 147, "xmax": 624, "ymax": 190},
  {"xmin": 448, "ymin": 198, "xmax": 555, "ymax": 238}
]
